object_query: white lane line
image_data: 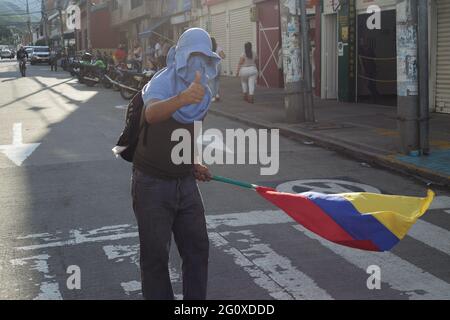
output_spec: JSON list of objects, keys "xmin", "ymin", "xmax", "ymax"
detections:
[
  {"xmin": 120, "ymin": 280, "xmax": 141, "ymax": 296},
  {"xmin": 209, "ymin": 231, "xmax": 294, "ymax": 300},
  {"xmin": 10, "ymin": 254, "xmax": 62, "ymax": 300},
  {"xmin": 103, "ymin": 244, "xmax": 139, "ymax": 266},
  {"xmin": 292, "ymin": 225, "xmax": 450, "ymax": 299},
  {"xmin": 16, "ymin": 211, "xmax": 292, "ymax": 251},
  {"xmin": 13, "ymin": 123, "xmax": 23, "ymax": 145},
  {"xmin": 17, "ymin": 225, "xmax": 138, "ymax": 251},
  {"xmin": 102, "ymin": 243, "xmax": 183, "ymax": 299},
  {"xmin": 221, "ymin": 230, "xmax": 333, "ymax": 300},
  {"xmin": 430, "ymin": 196, "xmax": 450, "ymax": 210},
  {"xmin": 206, "ymin": 210, "xmax": 293, "ymax": 229},
  {"xmin": 408, "ymin": 220, "xmax": 450, "ymax": 256}
]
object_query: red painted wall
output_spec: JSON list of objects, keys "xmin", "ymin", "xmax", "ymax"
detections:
[{"xmin": 90, "ymin": 8, "xmax": 119, "ymax": 49}]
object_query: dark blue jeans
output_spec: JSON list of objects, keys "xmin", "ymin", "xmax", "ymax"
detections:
[{"xmin": 131, "ymin": 168, "xmax": 209, "ymax": 300}]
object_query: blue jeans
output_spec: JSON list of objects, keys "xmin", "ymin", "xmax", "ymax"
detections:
[{"xmin": 131, "ymin": 168, "xmax": 209, "ymax": 300}]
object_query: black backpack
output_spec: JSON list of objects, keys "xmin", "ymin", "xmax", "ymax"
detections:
[{"xmin": 113, "ymin": 91, "xmax": 147, "ymax": 162}]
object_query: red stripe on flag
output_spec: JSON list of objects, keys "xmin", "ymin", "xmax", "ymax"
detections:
[{"xmin": 256, "ymin": 187, "xmax": 380, "ymax": 251}]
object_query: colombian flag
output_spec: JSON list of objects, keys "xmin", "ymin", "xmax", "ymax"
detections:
[{"xmin": 256, "ymin": 186, "xmax": 435, "ymax": 252}]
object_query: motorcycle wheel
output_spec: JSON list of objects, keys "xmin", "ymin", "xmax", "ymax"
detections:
[
  {"xmin": 84, "ymin": 79, "xmax": 96, "ymax": 87},
  {"xmin": 120, "ymin": 87, "xmax": 135, "ymax": 100},
  {"xmin": 103, "ymin": 78, "xmax": 113, "ymax": 89}
]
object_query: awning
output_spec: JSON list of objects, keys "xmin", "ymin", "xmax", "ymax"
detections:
[{"xmin": 138, "ymin": 17, "xmax": 170, "ymax": 39}]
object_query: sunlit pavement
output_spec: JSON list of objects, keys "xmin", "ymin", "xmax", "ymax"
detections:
[{"xmin": 0, "ymin": 60, "xmax": 449, "ymax": 300}]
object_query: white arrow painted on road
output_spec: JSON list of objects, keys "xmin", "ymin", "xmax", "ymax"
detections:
[{"xmin": 0, "ymin": 123, "xmax": 40, "ymax": 166}]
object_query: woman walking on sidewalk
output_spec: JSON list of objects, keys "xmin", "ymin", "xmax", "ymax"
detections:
[
  {"xmin": 236, "ymin": 42, "xmax": 258, "ymax": 103},
  {"xmin": 209, "ymin": 37, "xmax": 226, "ymax": 102}
]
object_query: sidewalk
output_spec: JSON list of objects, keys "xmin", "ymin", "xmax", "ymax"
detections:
[{"xmin": 210, "ymin": 76, "xmax": 450, "ymax": 187}]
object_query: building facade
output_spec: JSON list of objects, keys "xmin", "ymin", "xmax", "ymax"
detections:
[
  {"xmin": 199, "ymin": 0, "xmax": 257, "ymax": 77},
  {"xmin": 430, "ymin": 0, "xmax": 450, "ymax": 114}
]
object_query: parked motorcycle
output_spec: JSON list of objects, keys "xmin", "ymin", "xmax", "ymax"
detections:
[
  {"xmin": 73, "ymin": 54, "xmax": 110, "ymax": 88},
  {"xmin": 103, "ymin": 62, "xmax": 128, "ymax": 91},
  {"xmin": 118, "ymin": 69, "xmax": 156, "ymax": 100}
]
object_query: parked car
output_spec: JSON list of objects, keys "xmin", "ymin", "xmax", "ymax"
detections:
[
  {"xmin": 24, "ymin": 47, "xmax": 34, "ymax": 62},
  {"xmin": 28, "ymin": 46, "xmax": 50, "ymax": 64},
  {"xmin": 0, "ymin": 49, "xmax": 15, "ymax": 59}
]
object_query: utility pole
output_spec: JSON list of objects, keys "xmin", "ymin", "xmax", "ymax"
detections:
[
  {"xmin": 26, "ymin": 0, "xmax": 32, "ymax": 45},
  {"xmin": 280, "ymin": 0, "xmax": 305, "ymax": 122},
  {"xmin": 42, "ymin": 0, "xmax": 49, "ymax": 46},
  {"xmin": 299, "ymin": 0, "xmax": 315, "ymax": 122},
  {"xmin": 396, "ymin": 0, "xmax": 419, "ymax": 155},
  {"xmin": 417, "ymin": 0, "xmax": 430, "ymax": 155},
  {"xmin": 58, "ymin": 0, "xmax": 65, "ymax": 51},
  {"xmin": 86, "ymin": 0, "xmax": 92, "ymax": 51}
]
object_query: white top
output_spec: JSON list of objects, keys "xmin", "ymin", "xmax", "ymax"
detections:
[{"xmin": 241, "ymin": 51, "xmax": 257, "ymax": 67}]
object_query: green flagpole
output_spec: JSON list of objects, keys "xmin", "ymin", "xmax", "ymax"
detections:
[{"xmin": 212, "ymin": 175, "xmax": 257, "ymax": 190}]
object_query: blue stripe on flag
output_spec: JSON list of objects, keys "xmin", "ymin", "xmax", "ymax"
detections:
[{"xmin": 302, "ymin": 192, "xmax": 400, "ymax": 251}]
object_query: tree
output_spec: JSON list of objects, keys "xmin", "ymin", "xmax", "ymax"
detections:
[
  {"xmin": 35, "ymin": 39, "xmax": 46, "ymax": 46},
  {"xmin": 0, "ymin": 26, "xmax": 13, "ymax": 43}
]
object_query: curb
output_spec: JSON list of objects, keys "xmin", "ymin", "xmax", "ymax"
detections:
[{"xmin": 209, "ymin": 108, "xmax": 450, "ymax": 189}]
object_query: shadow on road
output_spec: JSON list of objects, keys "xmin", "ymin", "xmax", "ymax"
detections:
[{"xmin": 0, "ymin": 62, "xmax": 140, "ymax": 299}]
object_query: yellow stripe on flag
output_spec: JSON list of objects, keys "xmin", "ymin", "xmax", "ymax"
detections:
[{"xmin": 341, "ymin": 190, "xmax": 435, "ymax": 240}]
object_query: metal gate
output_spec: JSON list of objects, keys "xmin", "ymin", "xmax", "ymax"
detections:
[
  {"xmin": 229, "ymin": 6, "xmax": 253, "ymax": 76},
  {"xmin": 257, "ymin": 0, "xmax": 283, "ymax": 88},
  {"xmin": 436, "ymin": 0, "xmax": 450, "ymax": 113},
  {"xmin": 210, "ymin": 12, "xmax": 229, "ymax": 75}
]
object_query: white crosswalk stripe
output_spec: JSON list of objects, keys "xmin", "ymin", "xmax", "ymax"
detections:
[
  {"xmin": 408, "ymin": 220, "xmax": 450, "ymax": 255},
  {"xmin": 292, "ymin": 224, "xmax": 450, "ymax": 299},
  {"xmin": 6, "ymin": 208, "xmax": 450, "ymax": 299}
]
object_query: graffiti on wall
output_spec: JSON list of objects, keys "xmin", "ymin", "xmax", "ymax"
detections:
[
  {"xmin": 280, "ymin": 0, "xmax": 302, "ymax": 83},
  {"xmin": 396, "ymin": 0, "xmax": 418, "ymax": 97}
]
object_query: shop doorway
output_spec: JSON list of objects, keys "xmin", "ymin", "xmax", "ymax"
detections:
[{"xmin": 357, "ymin": 9, "xmax": 397, "ymax": 106}]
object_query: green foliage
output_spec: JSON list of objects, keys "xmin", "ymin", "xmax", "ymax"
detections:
[{"xmin": 35, "ymin": 39, "xmax": 47, "ymax": 46}]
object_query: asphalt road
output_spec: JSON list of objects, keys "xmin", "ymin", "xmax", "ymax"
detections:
[{"xmin": 0, "ymin": 60, "xmax": 449, "ymax": 300}]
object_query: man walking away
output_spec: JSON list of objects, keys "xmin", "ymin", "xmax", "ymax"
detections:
[
  {"xmin": 50, "ymin": 48, "xmax": 59, "ymax": 71},
  {"xmin": 131, "ymin": 28, "xmax": 221, "ymax": 300}
]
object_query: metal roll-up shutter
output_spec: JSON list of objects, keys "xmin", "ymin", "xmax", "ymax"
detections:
[
  {"xmin": 436, "ymin": 0, "xmax": 450, "ymax": 113},
  {"xmin": 229, "ymin": 6, "xmax": 253, "ymax": 76},
  {"xmin": 210, "ymin": 12, "xmax": 228, "ymax": 75}
]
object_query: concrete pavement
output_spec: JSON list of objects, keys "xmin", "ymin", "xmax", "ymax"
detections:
[
  {"xmin": 0, "ymin": 60, "xmax": 450, "ymax": 300},
  {"xmin": 210, "ymin": 77, "xmax": 450, "ymax": 187}
]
